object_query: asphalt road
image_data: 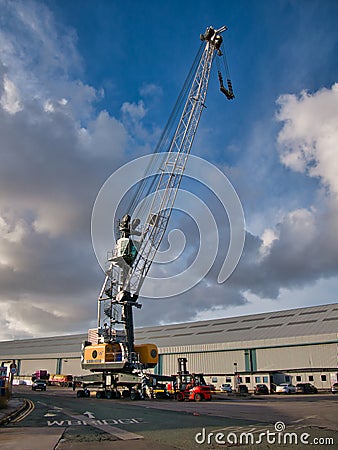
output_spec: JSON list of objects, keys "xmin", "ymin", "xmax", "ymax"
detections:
[{"xmin": 2, "ymin": 386, "xmax": 337, "ymax": 449}]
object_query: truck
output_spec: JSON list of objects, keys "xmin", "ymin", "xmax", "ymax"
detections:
[
  {"xmin": 48, "ymin": 374, "xmax": 73, "ymax": 387},
  {"xmin": 31, "ymin": 370, "xmax": 50, "ymax": 382}
]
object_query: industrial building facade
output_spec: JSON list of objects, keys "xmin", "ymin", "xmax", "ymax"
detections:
[{"xmin": 1, "ymin": 303, "xmax": 337, "ymax": 391}]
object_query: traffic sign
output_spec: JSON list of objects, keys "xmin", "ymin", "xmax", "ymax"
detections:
[{"xmin": 10, "ymin": 367, "xmax": 17, "ymax": 374}]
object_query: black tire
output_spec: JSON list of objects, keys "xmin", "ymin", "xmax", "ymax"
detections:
[
  {"xmin": 96, "ymin": 391, "xmax": 105, "ymax": 399},
  {"xmin": 194, "ymin": 393, "xmax": 203, "ymax": 402},
  {"xmin": 176, "ymin": 392, "xmax": 184, "ymax": 402},
  {"xmin": 76, "ymin": 390, "xmax": 84, "ymax": 397},
  {"xmin": 122, "ymin": 389, "xmax": 130, "ymax": 398},
  {"xmin": 105, "ymin": 391, "xmax": 113, "ymax": 399},
  {"xmin": 115, "ymin": 390, "xmax": 121, "ymax": 399},
  {"xmin": 130, "ymin": 389, "xmax": 139, "ymax": 401}
]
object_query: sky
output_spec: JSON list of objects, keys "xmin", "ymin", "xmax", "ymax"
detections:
[{"xmin": 0, "ymin": 0, "xmax": 337, "ymax": 340}]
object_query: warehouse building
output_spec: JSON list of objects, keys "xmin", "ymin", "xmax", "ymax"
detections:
[{"xmin": 1, "ymin": 302, "xmax": 337, "ymax": 391}]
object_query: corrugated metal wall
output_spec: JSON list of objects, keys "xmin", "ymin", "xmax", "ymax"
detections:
[
  {"xmin": 19, "ymin": 359, "xmax": 57, "ymax": 376},
  {"xmin": 160, "ymin": 349, "xmax": 246, "ymax": 375},
  {"xmin": 59, "ymin": 358, "xmax": 85, "ymax": 376},
  {"xmin": 256, "ymin": 343, "xmax": 337, "ymax": 371},
  {"xmin": 158, "ymin": 342, "xmax": 337, "ymax": 376}
]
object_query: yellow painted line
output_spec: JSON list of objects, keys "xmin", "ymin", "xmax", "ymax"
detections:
[{"xmin": 11, "ymin": 399, "xmax": 35, "ymax": 423}]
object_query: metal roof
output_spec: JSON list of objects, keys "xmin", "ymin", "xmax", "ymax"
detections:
[
  {"xmin": 134, "ymin": 302, "xmax": 338, "ymax": 348},
  {"xmin": 0, "ymin": 302, "xmax": 337, "ymax": 357}
]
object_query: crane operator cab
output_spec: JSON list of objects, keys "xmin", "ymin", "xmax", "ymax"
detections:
[
  {"xmin": 111, "ymin": 237, "xmax": 138, "ymax": 267},
  {"xmin": 110, "ymin": 214, "xmax": 141, "ymax": 267}
]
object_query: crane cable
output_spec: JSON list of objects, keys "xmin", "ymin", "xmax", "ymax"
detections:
[
  {"xmin": 216, "ymin": 41, "xmax": 235, "ymax": 100},
  {"xmin": 126, "ymin": 43, "xmax": 204, "ymax": 219}
]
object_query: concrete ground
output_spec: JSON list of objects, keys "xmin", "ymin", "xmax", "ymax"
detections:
[{"xmin": 0, "ymin": 399, "xmax": 179, "ymax": 449}]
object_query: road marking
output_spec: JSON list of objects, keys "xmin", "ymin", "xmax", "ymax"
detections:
[
  {"xmin": 37, "ymin": 400, "xmax": 143, "ymax": 440},
  {"xmin": 11, "ymin": 399, "xmax": 35, "ymax": 423},
  {"xmin": 83, "ymin": 411, "xmax": 95, "ymax": 419},
  {"xmin": 291, "ymin": 415, "xmax": 318, "ymax": 423},
  {"xmin": 47, "ymin": 418, "xmax": 143, "ymax": 427},
  {"xmin": 44, "ymin": 412, "xmax": 57, "ymax": 417},
  {"xmin": 49, "ymin": 408, "xmax": 143, "ymax": 440}
]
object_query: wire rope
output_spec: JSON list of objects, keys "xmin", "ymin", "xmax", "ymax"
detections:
[{"xmin": 125, "ymin": 43, "xmax": 204, "ymax": 219}]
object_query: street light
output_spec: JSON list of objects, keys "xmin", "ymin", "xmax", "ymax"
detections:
[{"xmin": 233, "ymin": 362, "xmax": 238, "ymax": 392}]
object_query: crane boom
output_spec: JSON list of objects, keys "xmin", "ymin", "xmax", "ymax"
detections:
[
  {"xmin": 85, "ymin": 26, "xmax": 234, "ymax": 372},
  {"xmin": 124, "ymin": 26, "xmax": 227, "ymax": 298}
]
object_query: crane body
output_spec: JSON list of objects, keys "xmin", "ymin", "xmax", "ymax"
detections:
[{"xmin": 81, "ymin": 26, "xmax": 234, "ymax": 388}]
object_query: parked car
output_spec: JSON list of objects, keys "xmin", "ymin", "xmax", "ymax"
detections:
[
  {"xmin": 32, "ymin": 379, "xmax": 47, "ymax": 391},
  {"xmin": 207, "ymin": 384, "xmax": 216, "ymax": 392},
  {"xmin": 276, "ymin": 383, "xmax": 296, "ymax": 394},
  {"xmin": 331, "ymin": 383, "xmax": 338, "ymax": 394},
  {"xmin": 254, "ymin": 384, "xmax": 269, "ymax": 395},
  {"xmin": 296, "ymin": 383, "xmax": 318, "ymax": 394},
  {"xmin": 237, "ymin": 384, "xmax": 249, "ymax": 394},
  {"xmin": 220, "ymin": 383, "xmax": 232, "ymax": 393}
]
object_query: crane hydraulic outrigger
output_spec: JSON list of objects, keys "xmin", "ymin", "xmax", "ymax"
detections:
[{"xmin": 80, "ymin": 25, "xmax": 234, "ymax": 395}]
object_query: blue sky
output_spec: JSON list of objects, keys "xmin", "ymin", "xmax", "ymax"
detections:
[{"xmin": 0, "ymin": 0, "xmax": 337, "ymax": 339}]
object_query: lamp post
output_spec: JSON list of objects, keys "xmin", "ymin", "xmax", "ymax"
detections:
[{"xmin": 234, "ymin": 362, "xmax": 238, "ymax": 392}]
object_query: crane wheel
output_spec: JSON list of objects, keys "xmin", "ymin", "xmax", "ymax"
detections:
[
  {"xmin": 122, "ymin": 389, "xmax": 130, "ymax": 398},
  {"xmin": 76, "ymin": 390, "xmax": 84, "ymax": 398},
  {"xmin": 96, "ymin": 391, "xmax": 105, "ymax": 399},
  {"xmin": 194, "ymin": 393, "xmax": 203, "ymax": 402},
  {"xmin": 105, "ymin": 391, "xmax": 113, "ymax": 399},
  {"xmin": 130, "ymin": 389, "xmax": 140, "ymax": 401}
]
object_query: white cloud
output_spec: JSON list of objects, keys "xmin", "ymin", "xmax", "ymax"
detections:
[
  {"xmin": 79, "ymin": 110, "xmax": 129, "ymax": 158},
  {"xmin": 121, "ymin": 100, "xmax": 147, "ymax": 121},
  {"xmin": 259, "ymin": 228, "xmax": 278, "ymax": 257},
  {"xmin": 243, "ymin": 84, "xmax": 338, "ymax": 300},
  {"xmin": 0, "ymin": 75, "xmax": 22, "ymax": 114},
  {"xmin": 277, "ymin": 83, "xmax": 338, "ymax": 196},
  {"xmin": 140, "ymin": 83, "xmax": 163, "ymax": 98},
  {"xmin": 0, "ymin": 215, "xmax": 27, "ymax": 244}
]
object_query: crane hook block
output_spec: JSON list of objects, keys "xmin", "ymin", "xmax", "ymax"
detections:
[{"xmin": 218, "ymin": 71, "xmax": 235, "ymax": 100}]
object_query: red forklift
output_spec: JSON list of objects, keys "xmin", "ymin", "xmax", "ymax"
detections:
[{"xmin": 175, "ymin": 358, "xmax": 212, "ymax": 402}]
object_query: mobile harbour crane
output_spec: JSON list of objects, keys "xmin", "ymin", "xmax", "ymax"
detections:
[{"xmin": 78, "ymin": 25, "xmax": 234, "ymax": 400}]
